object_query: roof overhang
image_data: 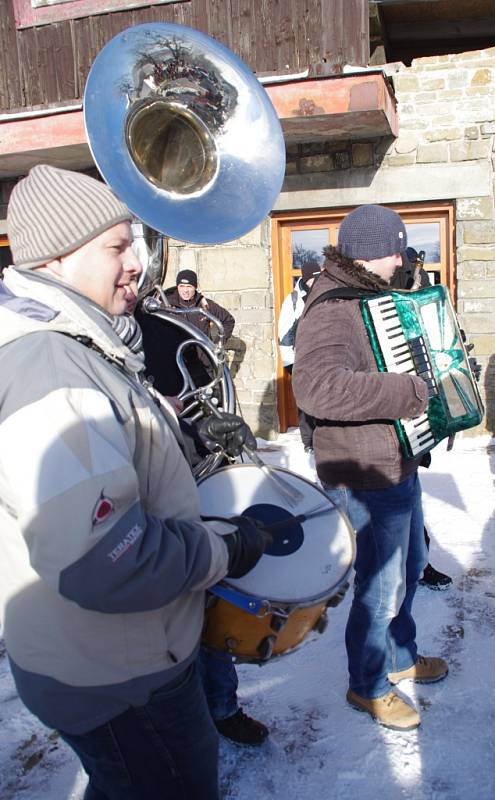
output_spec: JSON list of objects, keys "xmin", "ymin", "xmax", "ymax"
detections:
[
  {"xmin": 0, "ymin": 109, "xmax": 92, "ymax": 180},
  {"xmin": 0, "ymin": 72, "xmax": 398, "ymax": 180},
  {"xmin": 264, "ymin": 71, "xmax": 398, "ymax": 143}
]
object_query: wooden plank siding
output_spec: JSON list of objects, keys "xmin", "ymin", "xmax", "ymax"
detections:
[{"xmin": 0, "ymin": 0, "xmax": 369, "ymax": 113}]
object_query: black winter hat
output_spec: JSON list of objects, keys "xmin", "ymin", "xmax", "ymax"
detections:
[
  {"xmin": 338, "ymin": 204, "xmax": 407, "ymax": 261},
  {"xmin": 301, "ymin": 259, "xmax": 321, "ymax": 283},
  {"xmin": 176, "ymin": 269, "xmax": 198, "ymax": 287}
]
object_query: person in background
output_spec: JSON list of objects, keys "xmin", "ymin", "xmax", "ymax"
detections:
[
  {"xmin": 0, "ymin": 165, "xmax": 270, "ymax": 800},
  {"xmin": 293, "ymin": 204, "xmax": 448, "ymax": 732},
  {"xmin": 165, "ymin": 268, "xmax": 235, "ymax": 344},
  {"xmin": 278, "ymin": 259, "xmax": 322, "ymax": 452},
  {"xmin": 391, "ymin": 247, "xmax": 453, "ymax": 591}
]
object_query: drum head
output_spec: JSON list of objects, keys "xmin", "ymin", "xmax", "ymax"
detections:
[{"xmin": 198, "ymin": 464, "xmax": 355, "ymax": 604}]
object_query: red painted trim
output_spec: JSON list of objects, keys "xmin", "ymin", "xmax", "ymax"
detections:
[
  {"xmin": 13, "ymin": 0, "xmax": 181, "ymax": 29},
  {"xmin": 0, "ymin": 111, "xmax": 86, "ymax": 154}
]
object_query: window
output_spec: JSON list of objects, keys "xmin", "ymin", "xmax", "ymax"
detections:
[
  {"xmin": 14, "ymin": 0, "xmax": 182, "ymax": 28},
  {"xmin": 271, "ymin": 202, "xmax": 455, "ymax": 431}
]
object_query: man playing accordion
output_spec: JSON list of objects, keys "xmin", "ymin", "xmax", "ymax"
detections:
[{"xmin": 292, "ymin": 204, "xmax": 449, "ymax": 731}]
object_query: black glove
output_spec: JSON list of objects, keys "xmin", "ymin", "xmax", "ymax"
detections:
[
  {"xmin": 224, "ymin": 516, "xmax": 272, "ymax": 578},
  {"xmin": 468, "ymin": 356, "xmax": 482, "ymax": 383},
  {"xmin": 196, "ymin": 413, "xmax": 257, "ymax": 457}
]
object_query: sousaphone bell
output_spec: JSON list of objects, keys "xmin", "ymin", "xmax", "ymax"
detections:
[{"xmin": 83, "ymin": 22, "xmax": 286, "ymax": 244}]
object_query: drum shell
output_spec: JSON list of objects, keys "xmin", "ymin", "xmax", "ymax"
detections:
[{"xmin": 203, "ymin": 596, "xmax": 328, "ymax": 662}]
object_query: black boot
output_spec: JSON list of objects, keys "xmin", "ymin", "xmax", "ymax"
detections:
[
  {"xmin": 215, "ymin": 708, "xmax": 269, "ymax": 746},
  {"xmin": 419, "ymin": 563, "xmax": 453, "ymax": 590}
]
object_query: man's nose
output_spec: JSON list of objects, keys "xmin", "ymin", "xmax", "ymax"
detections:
[{"xmin": 126, "ymin": 247, "xmax": 143, "ymax": 276}]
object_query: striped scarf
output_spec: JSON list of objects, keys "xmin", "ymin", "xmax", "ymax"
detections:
[{"xmin": 109, "ymin": 312, "xmax": 144, "ymax": 355}]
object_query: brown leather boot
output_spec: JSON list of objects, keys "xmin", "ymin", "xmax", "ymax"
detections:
[
  {"xmin": 346, "ymin": 689, "xmax": 420, "ymax": 730},
  {"xmin": 388, "ymin": 655, "xmax": 448, "ymax": 685}
]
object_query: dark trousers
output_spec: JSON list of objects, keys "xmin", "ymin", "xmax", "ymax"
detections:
[
  {"xmin": 59, "ymin": 664, "xmax": 219, "ymax": 800},
  {"xmin": 298, "ymin": 408, "xmax": 316, "ymax": 448},
  {"xmin": 284, "ymin": 364, "xmax": 316, "ymax": 448}
]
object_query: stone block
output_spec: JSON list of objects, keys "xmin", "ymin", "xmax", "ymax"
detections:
[
  {"xmin": 457, "ymin": 197, "xmax": 494, "ymax": 220},
  {"xmin": 235, "ymin": 225, "xmax": 263, "ymax": 247},
  {"xmin": 462, "ymin": 221, "xmax": 495, "ymax": 244},
  {"xmin": 299, "ymin": 154, "xmax": 334, "ymax": 173},
  {"xmin": 252, "ymin": 358, "xmax": 275, "ymax": 379},
  {"xmin": 394, "ymin": 134, "xmax": 418, "ymax": 154},
  {"xmin": 450, "ymin": 140, "xmax": 492, "ymax": 161},
  {"xmin": 240, "ymin": 290, "xmax": 268, "ymax": 308},
  {"xmin": 471, "ymin": 69, "xmax": 492, "ymax": 86},
  {"xmin": 416, "ymin": 143, "xmax": 448, "ymax": 163},
  {"xmin": 234, "ymin": 308, "xmax": 273, "ymax": 324},
  {"xmin": 458, "ymin": 313, "xmax": 495, "ymax": 333},
  {"xmin": 464, "ymin": 126, "xmax": 480, "ymax": 139},
  {"xmin": 425, "ymin": 128, "xmax": 462, "ymax": 143},
  {"xmin": 334, "ymin": 151, "xmax": 351, "ymax": 170},
  {"xmin": 351, "ymin": 143, "xmax": 373, "ymax": 167},
  {"xmin": 481, "ymin": 122, "xmax": 495, "ymax": 135},
  {"xmin": 457, "ymin": 280, "xmax": 495, "ymax": 298},
  {"xmin": 200, "ymin": 247, "xmax": 268, "ymax": 290},
  {"xmin": 447, "ymin": 71, "xmax": 469, "ymax": 89},
  {"xmin": 468, "ymin": 334, "xmax": 495, "ymax": 355},
  {"xmin": 457, "ymin": 261, "xmax": 486, "ymax": 279},
  {"xmin": 457, "ymin": 245, "xmax": 495, "ymax": 261},
  {"xmin": 461, "ymin": 299, "xmax": 495, "ymax": 313},
  {"xmin": 386, "ymin": 154, "xmax": 416, "ymax": 167},
  {"xmin": 394, "ymin": 75, "xmax": 421, "ymax": 92}
]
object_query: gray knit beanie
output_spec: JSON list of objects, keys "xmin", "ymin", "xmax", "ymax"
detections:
[
  {"xmin": 7, "ymin": 164, "xmax": 132, "ymax": 268},
  {"xmin": 338, "ymin": 204, "xmax": 407, "ymax": 261}
]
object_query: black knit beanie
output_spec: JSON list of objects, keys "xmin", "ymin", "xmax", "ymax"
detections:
[
  {"xmin": 338, "ymin": 204, "xmax": 407, "ymax": 261},
  {"xmin": 176, "ymin": 269, "xmax": 198, "ymax": 287}
]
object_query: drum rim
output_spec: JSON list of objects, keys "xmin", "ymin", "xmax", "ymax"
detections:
[{"xmin": 198, "ymin": 463, "xmax": 356, "ymax": 605}]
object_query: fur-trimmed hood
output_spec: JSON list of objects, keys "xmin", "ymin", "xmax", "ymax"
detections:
[
  {"xmin": 322, "ymin": 245, "xmax": 390, "ymax": 292},
  {"xmin": 301, "ymin": 245, "xmax": 389, "ymax": 319}
]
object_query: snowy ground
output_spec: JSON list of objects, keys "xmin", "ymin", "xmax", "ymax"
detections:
[{"xmin": 1, "ymin": 430, "xmax": 495, "ymax": 800}]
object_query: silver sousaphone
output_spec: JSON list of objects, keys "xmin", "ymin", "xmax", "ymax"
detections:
[
  {"xmin": 83, "ymin": 24, "xmax": 295, "ymax": 494},
  {"xmin": 83, "ymin": 22, "xmax": 286, "ymax": 244}
]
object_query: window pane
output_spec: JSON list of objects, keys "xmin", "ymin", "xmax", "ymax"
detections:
[
  {"xmin": 405, "ymin": 222, "xmax": 441, "ymax": 263},
  {"xmin": 291, "ymin": 229, "xmax": 329, "ymax": 268}
]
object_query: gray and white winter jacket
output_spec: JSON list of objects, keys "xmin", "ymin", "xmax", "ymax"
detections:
[
  {"xmin": 277, "ymin": 278, "xmax": 308, "ymax": 368},
  {"xmin": 0, "ymin": 268, "xmax": 232, "ymax": 734}
]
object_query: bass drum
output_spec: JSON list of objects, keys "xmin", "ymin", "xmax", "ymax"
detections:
[{"xmin": 198, "ymin": 464, "xmax": 355, "ymax": 663}]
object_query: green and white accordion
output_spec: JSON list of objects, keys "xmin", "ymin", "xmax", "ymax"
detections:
[{"xmin": 360, "ymin": 285, "xmax": 484, "ymax": 459}]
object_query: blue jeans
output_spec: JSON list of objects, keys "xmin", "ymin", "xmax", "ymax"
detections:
[
  {"xmin": 198, "ymin": 646, "xmax": 239, "ymax": 721},
  {"xmin": 325, "ymin": 472, "xmax": 428, "ymax": 699},
  {"xmin": 59, "ymin": 664, "xmax": 219, "ymax": 800}
]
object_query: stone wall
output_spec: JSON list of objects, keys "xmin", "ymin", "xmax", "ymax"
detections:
[{"xmin": 166, "ymin": 221, "xmax": 277, "ymax": 437}]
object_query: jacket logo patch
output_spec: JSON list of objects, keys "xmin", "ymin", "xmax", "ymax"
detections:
[
  {"xmin": 107, "ymin": 524, "xmax": 144, "ymax": 563},
  {"xmin": 92, "ymin": 494, "xmax": 115, "ymax": 525}
]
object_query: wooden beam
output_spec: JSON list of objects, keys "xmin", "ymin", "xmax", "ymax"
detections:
[{"xmin": 387, "ymin": 17, "xmax": 495, "ymax": 41}]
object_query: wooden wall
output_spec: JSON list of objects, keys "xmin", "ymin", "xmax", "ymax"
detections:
[{"xmin": 0, "ymin": 0, "xmax": 369, "ymax": 112}]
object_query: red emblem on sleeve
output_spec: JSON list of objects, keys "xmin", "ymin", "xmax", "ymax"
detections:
[{"xmin": 92, "ymin": 494, "xmax": 115, "ymax": 525}]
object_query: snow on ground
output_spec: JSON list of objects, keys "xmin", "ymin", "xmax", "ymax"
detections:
[{"xmin": 1, "ymin": 430, "xmax": 495, "ymax": 799}]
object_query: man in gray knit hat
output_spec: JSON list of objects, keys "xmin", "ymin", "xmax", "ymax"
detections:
[
  {"xmin": 0, "ymin": 165, "xmax": 269, "ymax": 799},
  {"xmin": 292, "ymin": 204, "xmax": 448, "ymax": 732}
]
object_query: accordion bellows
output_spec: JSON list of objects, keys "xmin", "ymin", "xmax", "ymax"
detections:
[{"xmin": 360, "ymin": 285, "xmax": 484, "ymax": 459}]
